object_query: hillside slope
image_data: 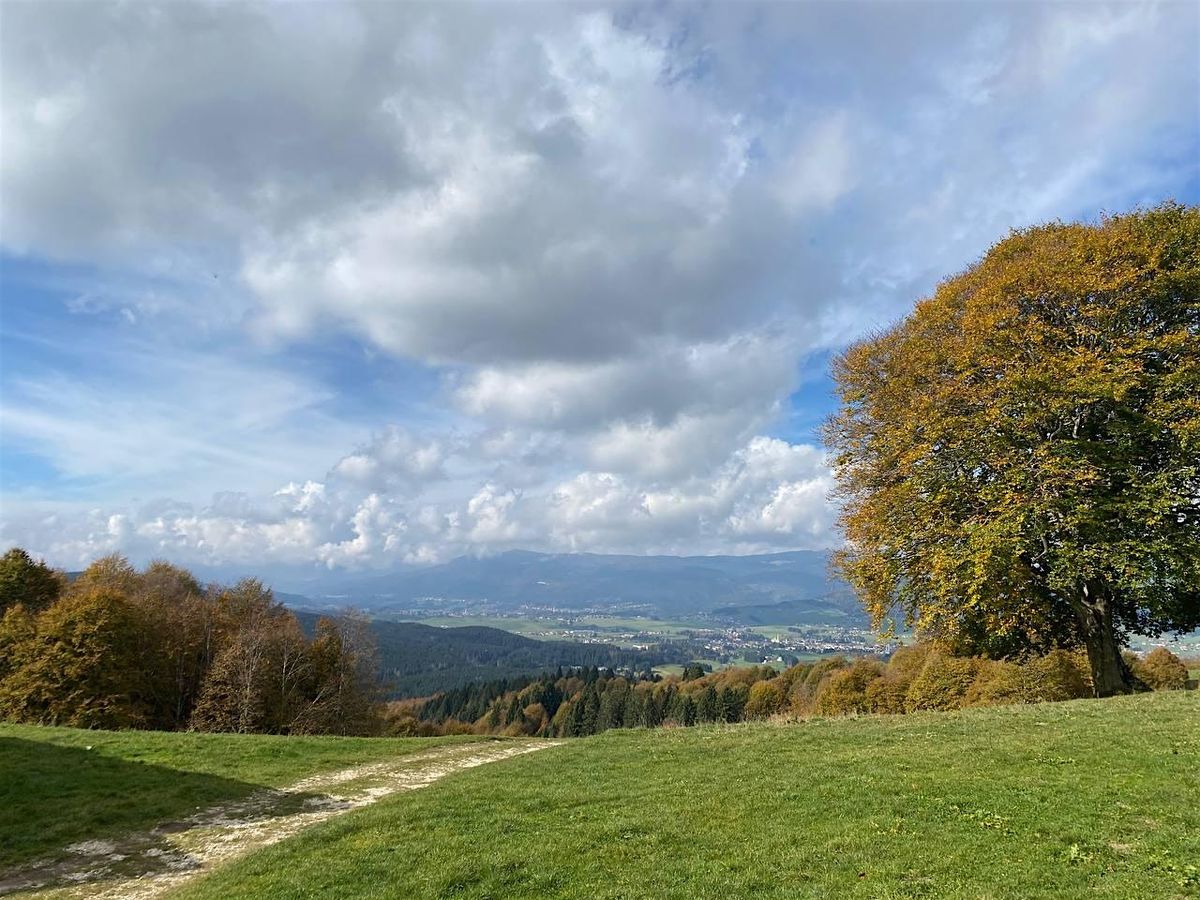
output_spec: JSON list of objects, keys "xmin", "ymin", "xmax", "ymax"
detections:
[
  {"xmin": 179, "ymin": 692, "xmax": 1199, "ymax": 900},
  {"xmin": 0, "ymin": 726, "xmax": 485, "ymax": 873},
  {"xmin": 293, "ymin": 612, "xmax": 683, "ymax": 697}
]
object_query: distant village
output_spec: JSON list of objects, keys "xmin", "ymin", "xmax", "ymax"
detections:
[{"xmin": 394, "ymin": 598, "xmax": 890, "ymax": 670}]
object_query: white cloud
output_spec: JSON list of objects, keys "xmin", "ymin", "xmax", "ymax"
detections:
[
  {"xmin": 330, "ymin": 428, "xmax": 446, "ymax": 492},
  {"xmin": 1, "ymin": 1, "xmax": 1195, "ymax": 570},
  {"xmin": 2, "ymin": 431, "xmax": 838, "ymax": 570}
]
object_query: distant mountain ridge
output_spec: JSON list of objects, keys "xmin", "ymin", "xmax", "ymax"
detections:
[{"xmin": 289, "ymin": 549, "xmax": 863, "ymax": 623}]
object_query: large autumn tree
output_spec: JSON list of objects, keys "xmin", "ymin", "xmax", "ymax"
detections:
[{"xmin": 826, "ymin": 203, "xmax": 1199, "ymax": 696}]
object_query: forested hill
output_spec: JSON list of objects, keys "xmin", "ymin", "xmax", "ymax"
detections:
[{"xmin": 292, "ymin": 613, "xmax": 684, "ymax": 698}]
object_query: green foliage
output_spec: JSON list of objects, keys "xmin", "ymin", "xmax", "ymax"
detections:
[
  {"xmin": 695, "ymin": 685, "xmax": 719, "ymax": 723},
  {"xmin": 342, "ymin": 614, "xmax": 682, "ymax": 698},
  {"xmin": 1132, "ymin": 647, "xmax": 1190, "ymax": 690},
  {"xmin": 827, "ymin": 204, "xmax": 1200, "ymax": 696}
]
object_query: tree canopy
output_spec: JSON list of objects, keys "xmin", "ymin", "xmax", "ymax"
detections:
[
  {"xmin": 826, "ymin": 203, "xmax": 1200, "ymax": 695},
  {"xmin": 0, "ymin": 548, "xmax": 63, "ymax": 615},
  {"xmin": 0, "ymin": 551, "xmax": 383, "ymax": 733}
]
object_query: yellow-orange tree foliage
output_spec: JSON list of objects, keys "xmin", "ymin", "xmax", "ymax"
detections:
[{"xmin": 827, "ymin": 204, "xmax": 1200, "ymax": 696}]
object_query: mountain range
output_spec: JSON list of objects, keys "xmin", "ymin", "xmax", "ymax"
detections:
[{"xmin": 282, "ymin": 549, "xmax": 863, "ymax": 624}]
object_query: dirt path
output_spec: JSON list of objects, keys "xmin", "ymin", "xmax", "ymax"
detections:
[{"xmin": 1, "ymin": 739, "xmax": 559, "ymax": 899}]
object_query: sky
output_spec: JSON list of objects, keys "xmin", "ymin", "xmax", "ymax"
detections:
[{"xmin": 1, "ymin": 0, "xmax": 1198, "ymax": 578}]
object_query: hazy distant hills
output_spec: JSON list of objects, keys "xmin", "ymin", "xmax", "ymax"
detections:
[{"xmin": 289, "ymin": 549, "xmax": 863, "ymax": 624}]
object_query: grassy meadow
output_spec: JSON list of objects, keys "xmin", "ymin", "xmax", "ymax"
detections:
[
  {"xmin": 174, "ymin": 691, "xmax": 1199, "ymax": 900},
  {"xmin": 0, "ymin": 725, "xmax": 482, "ymax": 871}
]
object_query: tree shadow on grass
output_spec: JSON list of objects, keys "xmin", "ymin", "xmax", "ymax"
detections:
[{"xmin": 0, "ymin": 737, "xmax": 332, "ymax": 892}]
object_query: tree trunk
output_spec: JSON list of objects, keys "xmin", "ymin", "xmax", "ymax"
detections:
[{"xmin": 1069, "ymin": 585, "xmax": 1143, "ymax": 698}]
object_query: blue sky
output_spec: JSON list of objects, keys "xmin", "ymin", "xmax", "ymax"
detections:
[{"xmin": 1, "ymin": 0, "xmax": 1197, "ymax": 576}]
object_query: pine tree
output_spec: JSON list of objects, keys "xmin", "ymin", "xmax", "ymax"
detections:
[
  {"xmin": 678, "ymin": 694, "xmax": 696, "ymax": 726},
  {"xmin": 697, "ymin": 685, "xmax": 719, "ymax": 722}
]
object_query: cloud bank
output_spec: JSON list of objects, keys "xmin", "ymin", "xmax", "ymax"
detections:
[{"xmin": 1, "ymin": 1, "xmax": 1196, "ymax": 571}]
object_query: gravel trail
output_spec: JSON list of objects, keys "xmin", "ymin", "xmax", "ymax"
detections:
[{"xmin": 0, "ymin": 739, "xmax": 559, "ymax": 899}]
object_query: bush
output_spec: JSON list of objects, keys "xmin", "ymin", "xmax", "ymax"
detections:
[
  {"xmin": 905, "ymin": 651, "xmax": 979, "ymax": 712},
  {"xmin": 1133, "ymin": 648, "xmax": 1189, "ymax": 691},
  {"xmin": 884, "ymin": 644, "xmax": 933, "ymax": 683},
  {"xmin": 744, "ymin": 680, "xmax": 785, "ymax": 719},
  {"xmin": 814, "ymin": 659, "xmax": 884, "ymax": 716},
  {"xmin": 963, "ymin": 659, "xmax": 1025, "ymax": 707},
  {"xmin": 789, "ymin": 656, "xmax": 849, "ymax": 713},
  {"xmin": 864, "ymin": 677, "xmax": 908, "ymax": 714},
  {"xmin": 1021, "ymin": 649, "xmax": 1091, "ymax": 702}
]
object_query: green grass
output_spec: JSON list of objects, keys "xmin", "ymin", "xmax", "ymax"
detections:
[
  {"xmin": 652, "ymin": 658, "xmax": 731, "ymax": 677},
  {"xmin": 0, "ymin": 724, "xmax": 480, "ymax": 871},
  {"xmin": 180, "ymin": 692, "xmax": 1199, "ymax": 899},
  {"xmin": 571, "ymin": 615, "xmax": 712, "ymax": 634}
]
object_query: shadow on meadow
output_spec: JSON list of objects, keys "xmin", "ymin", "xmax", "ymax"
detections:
[{"xmin": 0, "ymin": 736, "xmax": 326, "ymax": 880}]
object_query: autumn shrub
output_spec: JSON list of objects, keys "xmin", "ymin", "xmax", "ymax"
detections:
[
  {"xmin": 1021, "ymin": 649, "xmax": 1091, "ymax": 702},
  {"xmin": 744, "ymin": 680, "xmax": 785, "ymax": 719},
  {"xmin": 1132, "ymin": 648, "xmax": 1189, "ymax": 691},
  {"xmin": 773, "ymin": 662, "xmax": 810, "ymax": 701},
  {"xmin": 789, "ymin": 656, "xmax": 849, "ymax": 713},
  {"xmin": 384, "ymin": 712, "xmax": 436, "ymax": 736},
  {"xmin": 814, "ymin": 659, "xmax": 884, "ymax": 716},
  {"xmin": 904, "ymin": 651, "xmax": 979, "ymax": 712},
  {"xmin": 522, "ymin": 702, "xmax": 549, "ymax": 734},
  {"xmin": 864, "ymin": 676, "xmax": 907, "ymax": 714},
  {"xmin": 962, "ymin": 659, "xmax": 1025, "ymax": 707},
  {"xmin": 884, "ymin": 644, "xmax": 933, "ymax": 686},
  {"xmin": 0, "ymin": 604, "xmax": 36, "ymax": 683}
]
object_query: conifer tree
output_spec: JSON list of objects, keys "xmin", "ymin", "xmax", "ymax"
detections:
[{"xmin": 697, "ymin": 685, "xmax": 719, "ymax": 722}]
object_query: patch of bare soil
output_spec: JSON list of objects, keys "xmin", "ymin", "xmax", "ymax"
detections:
[{"xmin": 0, "ymin": 740, "xmax": 558, "ymax": 899}]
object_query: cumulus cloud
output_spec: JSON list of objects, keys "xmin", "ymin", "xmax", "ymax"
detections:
[
  {"xmin": 1, "ymin": 432, "xmax": 837, "ymax": 571},
  {"xmin": 1, "ymin": 0, "xmax": 1196, "ymax": 570},
  {"xmin": 330, "ymin": 428, "xmax": 446, "ymax": 492}
]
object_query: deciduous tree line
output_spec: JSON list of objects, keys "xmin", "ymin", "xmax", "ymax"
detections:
[
  {"xmin": 388, "ymin": 643, "xmax": 1193, "ymax": 739},
  {"xmin": 0, "ymin": 548, "xmax": 382, "ymax": 734}
]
